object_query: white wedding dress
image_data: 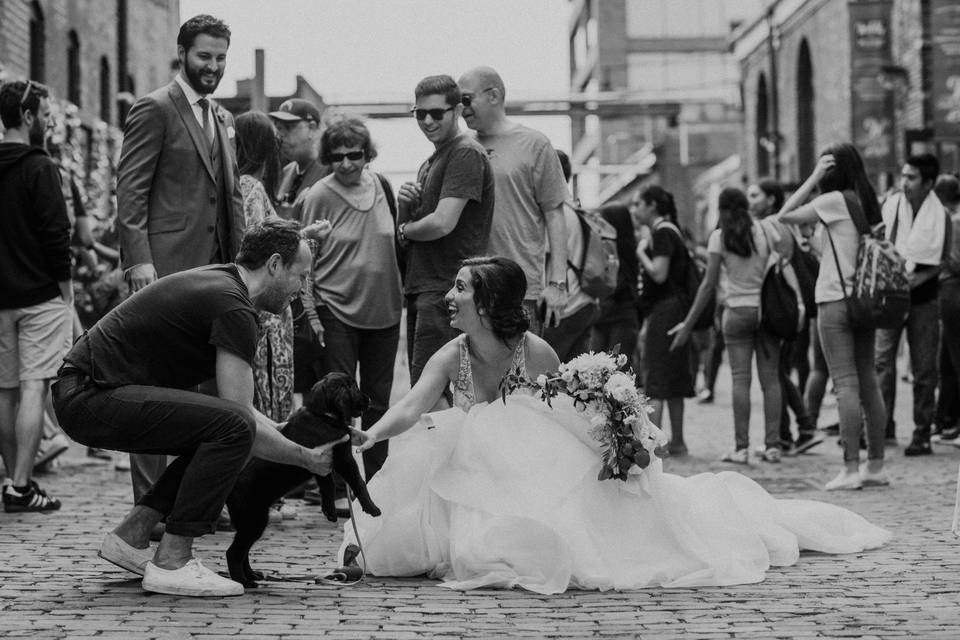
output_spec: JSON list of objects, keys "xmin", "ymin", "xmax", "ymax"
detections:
[{"xmin": 341, "ymin": 336, "xmax": 890, "ymax": 594}]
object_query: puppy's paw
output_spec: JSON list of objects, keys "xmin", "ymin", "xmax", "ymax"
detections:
[
  {"xmin": 321, "ymin": 507, "xmax": 338, "ymax": 522},
  {"xmin": 363, "ymin": 504, "xmax": 381, "ymax": 517}
]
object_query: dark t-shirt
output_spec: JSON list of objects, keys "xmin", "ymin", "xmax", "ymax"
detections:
[
  {"xmin": 644, "ymin": 224, "xmax": 689, "ymax": 306},
  {"xmin": 404, "ymin": 134, "xmax": 495, "ymax": 294},
  {"xmin": 64, "ymin": 264, "xmax": 258, "ymax": 389}
]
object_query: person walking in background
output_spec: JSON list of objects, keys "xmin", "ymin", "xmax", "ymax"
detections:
[
  {"xmin": 633, "ymin": 186, "xmax": 694, "ymax": 456},
  {"xmin": 542, "ymin": 149, "xmax": 600, "ymax": 361},
  {"xmin": 670, "ymin": 187, "xmax": 793, "ymax": 464},
  {"xmin": 0, "ymin": 79, "xmax": 71, "ymax": 512},
  {"xmin": 933, "ymin": 174, "xmax": 960, "ymax": 443},
  {"xmin": 235, "ymin": 111, "xmax": 295, "ymax": 422},
  {"xmin": 590, "ymin": 200, "xmax": 640, "ymax": 364},
  {"xmin": 398, "ymin": 75, "xmax": 494, "ymax": 388},
  {"xmin": 748, "ymin": 178, "xmax": 822, "ymax": 455},
  {"xmin": 876, "ymin": 154, "xmax": 947, "ymax": 456},
  {"xmin": 116, "ymin": 14, "xmax": 244, "ymax": 509},
  {"xmin": 776, "ymin": 143, "xmax": 888, "ymax": 490},
  {"xmin": 458, "ymin": 66, "xmax": 568, "ymax": 333},
  {"xmin": 299, "ymin": 116, "xmax": 402, "ymax": 480}
]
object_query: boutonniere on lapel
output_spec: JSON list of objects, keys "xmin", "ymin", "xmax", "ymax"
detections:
[{"xmin": 213, "ymin": 105, "xmax": 235, "ymax": 139}]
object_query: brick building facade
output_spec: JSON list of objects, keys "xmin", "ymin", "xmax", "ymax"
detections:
[
  {"xmin": 0, "ymin": 0, "xmax": 179, "ymax": 127},
  {"xmin": 734, "ymin": 0, "xmax": 960, "ymax": 188}
]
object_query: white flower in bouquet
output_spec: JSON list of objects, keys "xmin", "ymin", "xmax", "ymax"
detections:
[{"xmin": 603, "ymin": 372, "xmax": 639, "ymax": 406}]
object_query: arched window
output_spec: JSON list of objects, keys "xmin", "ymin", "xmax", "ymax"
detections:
[
  {"xmin": 796, "ymin": 39, "xmax": 815, "ymax": 180},
  {"xmin": 100, "ymin": 56, "xmax": 111, "ymax": 123},
  {"xmin": 68, "ymin": 31, "xmax": 82, "ymax": 106},
  {"xmin": 29, "ymin": 1, "xmax": 46, "ymax": 82},
  {"xmin": 756, "ymin": 73, "xmax": 770, "ymax": 178}
]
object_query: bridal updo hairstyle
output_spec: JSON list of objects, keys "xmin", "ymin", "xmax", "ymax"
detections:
[{"xmin": 461, "ymin": 256, "xmax": 529, "ymax": 344}]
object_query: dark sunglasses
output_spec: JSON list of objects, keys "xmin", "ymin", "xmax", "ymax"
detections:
[
  {"xmin": 460, "ymin": 87, "xmax": 495, "ymax": 108},
  {"xmin": 411, "ymin": 107, "xmax": 453, "ymax": 121},
  {"xmin": 328, "ymin": 151, "xmax": 365, "ymax": 163}
]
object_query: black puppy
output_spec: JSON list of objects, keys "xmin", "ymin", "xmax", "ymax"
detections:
[{"xmin": 225, "ymin": 372, "xmax": 381, "ymax": 588}]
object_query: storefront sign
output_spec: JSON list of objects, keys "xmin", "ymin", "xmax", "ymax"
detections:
[
  {"xmin": 931, "ymin": 0, "xmax": 960, "ymax": 139},
  {"xmin": 848, "ymin": 1, "xmax": 894, "ymax": 174}
]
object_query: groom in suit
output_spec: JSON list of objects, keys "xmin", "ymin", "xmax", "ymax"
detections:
[{"xmin": 116, "ymin": 14, "xmax": 244, "ymax": 508}]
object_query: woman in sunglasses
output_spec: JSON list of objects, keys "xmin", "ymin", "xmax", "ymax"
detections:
[{"xmin": 299, "ymin": 116, "xmax": 403, "ymax": 482}]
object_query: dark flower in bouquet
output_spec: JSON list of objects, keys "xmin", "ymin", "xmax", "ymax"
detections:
[{"xmin": 500, "ymin": 350, "xmax": 666, "ymax": 481}]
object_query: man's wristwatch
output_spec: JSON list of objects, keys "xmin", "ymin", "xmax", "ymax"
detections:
[
  {"xmin": 548, "ymin": 280, "xmax": 568, "ymax": 292},
  {"xmin": 397, "ymin": 222, "xmax": 409, "ymax": 242}
]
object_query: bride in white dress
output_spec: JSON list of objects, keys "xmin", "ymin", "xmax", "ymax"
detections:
[{"xmin": 347, "ymin": 256, "xmax": 890, "ymax": 594}]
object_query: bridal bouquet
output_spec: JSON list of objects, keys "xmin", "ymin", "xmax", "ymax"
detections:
[{"xmin": 500, "ymin": 350, "xmax": 667, "ymax": 481}]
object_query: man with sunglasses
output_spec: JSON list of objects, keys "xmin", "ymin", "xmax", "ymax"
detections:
[
  {"xmin": 458, "ymin": 66, "xmax": 569, "ymax": 333},
  {"xmin": 0, "ymin": 80, "xmax": 71, "ymax": 512},
  {"xmin": 398, "ymin": 75, "xmax": 494, "ymax": 388}
]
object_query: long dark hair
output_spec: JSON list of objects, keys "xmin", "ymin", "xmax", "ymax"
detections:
[
  {"xmin": 817, "ymin": 142, "xmax": 882, "ymax": 226},
  {"xmin": 460, "ymin": 256, "xmax": 529, "ymax": 345},
  {"xmin": 755, "ymin": 177, "xmax": 784, "ymax": 217},
  {"xmin": 640, "ymin": 185, "xmax": 678, "ymax": 225},
  {"xmin": 718, "ymin": 187, "xmax": 755, "ymax": 258},
  {"xmin": 236, "ymin": 111, "xmax": 280, "ymax": 204},
  {"xmin": 599, "ymin": 204, "xmax": 638, "ymax": 300}
]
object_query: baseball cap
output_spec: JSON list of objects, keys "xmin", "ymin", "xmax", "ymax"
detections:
[{"xmin": 268, "ymin": 99, "xmax": 320, "ymax": 123}]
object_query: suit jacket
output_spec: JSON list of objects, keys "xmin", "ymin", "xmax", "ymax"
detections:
[
  {"xmin": 117, "ymin": 81, "xmax": 244, "ymax": 276},
  {"xmin": 275, "ymin": 158, "xmax": 328, "ymax": 223}
]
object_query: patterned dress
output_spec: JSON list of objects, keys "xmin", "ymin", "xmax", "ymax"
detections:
[{"xmin": 240, "ymin": 174, "xmax": 294, "ymax": 422}]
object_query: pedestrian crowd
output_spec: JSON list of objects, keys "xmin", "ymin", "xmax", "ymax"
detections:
[{"xmin": 0, "ymin": 13, "xmax": 956, "ymax": 596}]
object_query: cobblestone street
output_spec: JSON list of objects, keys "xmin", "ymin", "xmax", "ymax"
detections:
[{"xmin": 3, "ymin": 364, "xmax": 960, "ymax": 639}]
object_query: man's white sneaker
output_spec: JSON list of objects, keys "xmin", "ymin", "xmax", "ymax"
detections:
[
  {"xmin": 142, "ymin": 558, "xmax": 244, "ymax": 597},
  {"xmin": 98, "ymin": 532, "xmax": 154, "ymax": 576},
  {"xmin": 825, "ymin": 470, "xmax": 863, "ymax": 491}
]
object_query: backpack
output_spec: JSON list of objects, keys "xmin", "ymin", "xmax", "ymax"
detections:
[
  {"xmin": 757, "ymin": 220, "xmax": 803, "ymax": 340},
  {"xmin": 655, "ymin": 221, "xmax": 715, "ymax": 331},
  {"xmin": 791, "ymin": 245, "xmax": 819, "ymax": 318},
  {"xmin": 568, "ymin": 205, "xmax": 619, "ymax": 300},
  {"xmin": 824, "ymin": 192, "xmax": 909, "ymax": 330}
]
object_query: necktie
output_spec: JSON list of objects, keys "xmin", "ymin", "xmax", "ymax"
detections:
[{"xmin": 197, "ymin": 98, "xmax": 214, "ymax": 146}]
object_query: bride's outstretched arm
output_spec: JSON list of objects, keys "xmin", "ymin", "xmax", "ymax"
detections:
[{"xmin": 355, "ymin": 341, "xmax": 458, "ymax": 451}]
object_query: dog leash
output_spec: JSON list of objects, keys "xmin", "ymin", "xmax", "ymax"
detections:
[
  {"xmin": 258, "ymin": 485, "xmax": 368, "ymax": 588},
  {"xmin": 314, "ymin": 485, "xmax": 367, "ymax": 587}
]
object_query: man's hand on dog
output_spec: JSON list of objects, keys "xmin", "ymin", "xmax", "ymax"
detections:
[
  {"xmin": 304, "ymin": 435, "xmax": 350, "ymax": 475},
  {"xmin": 353, "ymin": 430, "xmax": 377, "ymax": 453}
]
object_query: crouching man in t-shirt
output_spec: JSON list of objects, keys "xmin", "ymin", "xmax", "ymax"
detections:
[{"xmin": 52, "ymin": 219, "xmax": 347, "ymax": 597}]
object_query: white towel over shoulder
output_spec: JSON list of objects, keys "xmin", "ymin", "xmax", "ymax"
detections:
[{"xmin": 882, "ymin": 191, "xmax": 946, "ymax": 272}]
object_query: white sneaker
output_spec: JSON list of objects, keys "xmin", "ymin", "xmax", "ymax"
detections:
[
  {"xmin": 34, "ymin": 433, "xmax": 70, "ymax": 469},
  {"xmin": 859, "ymin": 464, "xmax": 890, "ymax": 487},
  {"xmin": 720, "ymin": 448, "xmax": 749, "ymax": 464},
  {"xmin": 142, "ymin": 558, "xmax": 244, "ymax": 597},
  {"xmin": 825, "ymin": 470, "xmax": 863, "ymax": 491},
  {"xmin": 98, "ymin": 532, "xmax": 154, "ymax": 576}
]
